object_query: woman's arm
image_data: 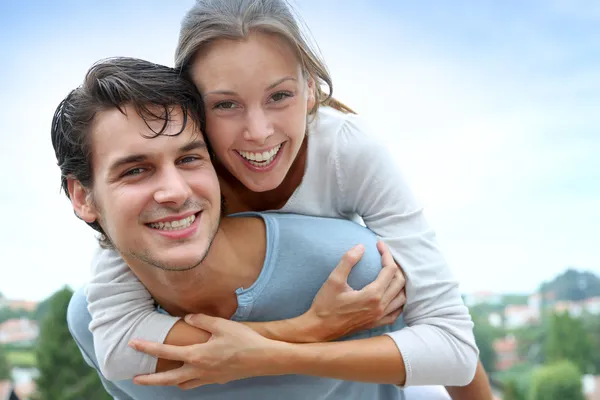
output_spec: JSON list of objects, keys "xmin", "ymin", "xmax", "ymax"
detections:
[
  {"xmin": 89, "ymin": 242, "xmax": 404, "ymax": 380},
  {"xmin": 86, "ymin": 246, "xmax": 181, "ymax": 381},
  {"xmin": 131, "ymin": 313, "xmax": 406, "ymax": 388},
  {"xmin": 333, "ymin": 116, "xmax": 479, "ymax": 386},
  {"xmin": 156, "ymin": 243, "xmax": 404, "ymax": 373},
  {"xmin": 445, "ymin": 361, "xmax": 494, "ymax": 400}
]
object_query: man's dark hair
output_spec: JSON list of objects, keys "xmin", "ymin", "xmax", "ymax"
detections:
[{"xmin": 51, "ymin": 57, "xmax": 206, "ymax": 246}]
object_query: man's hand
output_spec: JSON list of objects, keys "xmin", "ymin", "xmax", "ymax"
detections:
[
  {"xmin": 129, "ymin": 314, "xmax": 285, "ymax": 389},
  {"xmin": 302, "ymin": 241, "xmax": 406, "ymax": 342}
]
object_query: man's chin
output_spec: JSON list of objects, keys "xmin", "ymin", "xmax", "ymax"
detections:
[{"xmin": 126, "ymin": 248, "xmax": 207, "ymax": 272}]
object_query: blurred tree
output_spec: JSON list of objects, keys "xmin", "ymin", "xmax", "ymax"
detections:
[
  {"xmin": 512, "ymin": 322, "xmax": 547, "ymax": 364},
  {"xmin": 539, "ymin": 268, "xmax": 600, "ymax": 302},
  {"xmin": 0, "ymin": 346, "xmax": 11, "ymax": 380},
  {"xmin": 545, "ymin": 311, "xmax": 593, "ymax": 374},
  {"xmin": 502, "ymin": 379, "xmax": 525, "ymax": 400},
  {"xmin": 471, "ymin": 313, "xmax": 499, "ymax": 373},
  {"xmin": 0, "ymin": 307, "xmax": 33, "ymax": 325},
  {"xmin": 529, "ymin": 361, "xmax": 584, "ymax": 400},
  {"xmin": 583, "ymin": 315, "xmax": 600, "ymax": 374},
  {"xmin": 33, "ymin": 287, "xmax": 110, "ymax": 400}
]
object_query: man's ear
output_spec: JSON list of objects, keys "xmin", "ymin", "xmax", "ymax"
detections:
[{"xmin": 67, "ymin": 178, "xmax": 98, "ymax": 223}]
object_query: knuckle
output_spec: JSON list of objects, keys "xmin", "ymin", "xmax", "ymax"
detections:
[
  {"xmin": 344, "ymin": 253, "xmax": 358, "ymax": 264},
  {"xmin": 328, "ymin": 276, "xmax": 345, "ymax": 289},
  {"xmin": 188, "ymin": 355, "xmax": 203, "ymax": 365},
  {"xmin": 368, "ymin": 293, "xmax": 383, "ymax": 306}
]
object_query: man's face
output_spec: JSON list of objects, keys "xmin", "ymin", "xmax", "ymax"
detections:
[{"xmin": 75, "ymin": 104, "xmax": 221, "ymax": 271}]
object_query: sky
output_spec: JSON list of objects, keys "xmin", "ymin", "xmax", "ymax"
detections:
[{"xmin": 0, "ymin": 0, "xmax": 598, "ymax": 301}]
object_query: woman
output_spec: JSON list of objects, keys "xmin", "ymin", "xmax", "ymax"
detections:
[{"xmin": 88, "ymin": 0, "xmax": 489, "ymax": 398}]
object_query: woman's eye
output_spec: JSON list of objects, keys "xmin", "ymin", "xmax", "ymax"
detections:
[
  {"xmin": 214, "ymin": 101, "xmax": 236, "ymax": 110},
  {"xmin": 271, "ymin": 91, "xmax": 292, "ymax": 102}
]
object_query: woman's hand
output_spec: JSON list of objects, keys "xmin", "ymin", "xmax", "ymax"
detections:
[
  {"xmin": 302, "ymin": 241, "xmax": 406, "ymax": 342},
  {"xmin": 130, "ymin": 314, "xmax": 284, "ymax": 389}
]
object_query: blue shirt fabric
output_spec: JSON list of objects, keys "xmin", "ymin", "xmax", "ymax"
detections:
[{"xmin": 68, "ymin": 212, "xmax": 406, "ymax": 399}]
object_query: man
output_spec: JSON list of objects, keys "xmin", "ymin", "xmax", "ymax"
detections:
[{"xmin": 57, "ymin": 57, "xmax": 476, "ymax": 399}]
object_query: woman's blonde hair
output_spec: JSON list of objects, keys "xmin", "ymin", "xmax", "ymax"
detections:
[{"xmin": 175, "ymin": 0, "xmax": 354, "ymax": 115}]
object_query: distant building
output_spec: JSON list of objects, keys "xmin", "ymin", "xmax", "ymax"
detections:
[
  {"xmin": 11, "ymin": 368, "xmax": 37, "ymax": 400},
  {"xmin": 584, "ymin": 297, "xmax": 600, "ymax": 315},
  {"xmin": 551, "ymin": 297, "xmax": 600, "ymax": 318},
  {"xmin": 0, "ymin": 380, "xmax": 19, "ymax": 400},
  {"xmin": 0, "ymin": 319, "xmax": 39, "ymax": 346},
  {"xmin": 583, "ymin": 375, "xmax": 600, "ymax": 400},
  {"xmin": 488, "ymin": 312, "xmax": 503, "ymax": 328},
  {"xmin": 2, "ymin": 300, "xmax": 38, "ymax": 313},
  {"xmin": 504, "ymin": 304, "xmax": 539, "ymax": 329},
  {"xmin": 493, "ymin": 335, "xmax": 521, "ymax": 371}
]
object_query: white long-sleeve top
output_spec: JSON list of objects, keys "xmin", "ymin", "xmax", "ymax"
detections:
[{"xmin": 86, "ymin": 106, "xmax": 478, "ymax": 385}]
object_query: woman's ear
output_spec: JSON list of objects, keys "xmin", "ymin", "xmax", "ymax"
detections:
[
  {"xmin": 67, "ymin": 178, "xmax": 99, "ymax": 223},
  {"xmin": 306, "ymin": 76, "xmax": 316, "ymax": 111}
]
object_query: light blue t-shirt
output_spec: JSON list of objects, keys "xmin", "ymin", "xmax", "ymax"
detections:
[{"xmin": 68, "ymin": 212, "xmax": 406, "ymax": 400}]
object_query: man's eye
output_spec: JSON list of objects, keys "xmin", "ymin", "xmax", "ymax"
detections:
[
  {"xmin": 271, "ymin": 91, "xmax": 293, "ymax": 102},
  {"xmin": 123, "ymin": 168, "xmax": 145, "ymax": 177},
  {"xmin": 179, "ymin": 156, "xmax": 201, "ymax": 164},
  {"xmin": 214, "ymin": 101, "xmax": 236, "ymax": 110}
]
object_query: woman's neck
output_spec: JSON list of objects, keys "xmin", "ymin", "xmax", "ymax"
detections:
[{"xmin": 217, "ymin": 137, "xmax": 308, "ymax": 213}]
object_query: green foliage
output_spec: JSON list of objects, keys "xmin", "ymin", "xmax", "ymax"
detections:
[
  {"xmin": 33, "ymin": 287, "xmax": 111, "ymax": 400},
  {"xmin": 539, "ymin": 268, "xmax": 600, "ymax": 302},
  {"xmin": 502, "ymin": 294, "xmax": 529, "ymax": 306},
  {"xmin": 502, "ymin": 379, "xmax": 526, "ymax": 400},
  {"xmin": 0, "ymin": 307, "xmax": 33, "ymax": 325},
  {"xmin": 583, "ymin": 315, "xmax": 600, "ymax": 374},
  {"xmin": 529, "ymin": 361, "xmax": 584, "ymax": 400},
  {"xmin": 493, "ymin": 362, "xmax": 534, "ymax": 399},
  {"xmin": 5, "ymin": 349, "xmax": 36, "ymax": 368},
  {"xmin": 545, "ymin": 311, "xmax": 594, "ymax": 374},
  {"xmin": 512, "ymin": 322, "xmax": 547, "ymax": 364},
  {"xmin": 471, "ymin": 313, "xmax": 501, "ymax": 373},
  {"xmin": 0, "ymin": 346, "xmax": 11, "ymax": 380},
  {"xmin": 32, "ymin": 295, "xmax": 53, "ymax": 322}
]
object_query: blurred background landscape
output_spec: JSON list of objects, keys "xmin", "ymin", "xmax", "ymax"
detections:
[{"xmin": 1, "ymin": 0, "xmax": 598, "ymax": 399}]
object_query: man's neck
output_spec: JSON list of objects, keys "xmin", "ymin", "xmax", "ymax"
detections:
[{"xmin": 126, "ymin": 216, "xmax": 266, "ymax": 319}]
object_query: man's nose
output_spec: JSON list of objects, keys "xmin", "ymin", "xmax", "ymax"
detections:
[{"xmin": 153, "ymin": 167, "xmax": 192, "ymax": 206}]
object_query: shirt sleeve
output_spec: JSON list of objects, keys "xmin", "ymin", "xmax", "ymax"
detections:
[
  {"xmin": 85, "ymin": 245, "xmax": 180, "ymax": 381},
  {"xmin": 334, "ymin": 115, "xmax": 479, "ymax": 387}
]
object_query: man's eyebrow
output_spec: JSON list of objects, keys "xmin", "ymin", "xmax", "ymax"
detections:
[
  {"xmin": 180, "ymin": 140, "xmax": 207, "ymax": 153},
  {"xmin": 108, "ymin": 154, "xmax": 148, "ymax": 176},
  {"xmin": 107, "ymin": 141, "xmax": 206, "ymax": 175},
  {"xmin": 204, "ymin": 77, "xmax": 297, "ymax": 96}
]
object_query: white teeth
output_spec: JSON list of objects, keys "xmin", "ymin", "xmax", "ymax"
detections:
[
  {"xmin": 149, "ymin": 214, "xmax": 196, "ymax": 230},
  {"xmin": 238, "ymin": 144, "xmax": 282, "ymax": 166}
]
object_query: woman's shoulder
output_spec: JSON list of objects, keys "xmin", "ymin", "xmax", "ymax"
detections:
[
  {"xmin": 314, "ymin": 107, "xmax": 385, "ymax": 166},
  {"xmin": 310, "ymin": 106, "xmax": 380, "ymax": 153}
]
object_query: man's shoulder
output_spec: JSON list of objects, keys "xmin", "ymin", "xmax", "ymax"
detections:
[
  {"xmin": 264, "ymin": 213, "xmax": 377, "ymax": 245},
  {"xmin": 67, "ymin": 287, "xmax": 92, "ymax": 340}
]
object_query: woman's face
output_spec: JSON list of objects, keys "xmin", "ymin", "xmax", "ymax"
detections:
[{"xmin": 189, "ymin": 31, "xmax": 315, "ymax": 193}]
